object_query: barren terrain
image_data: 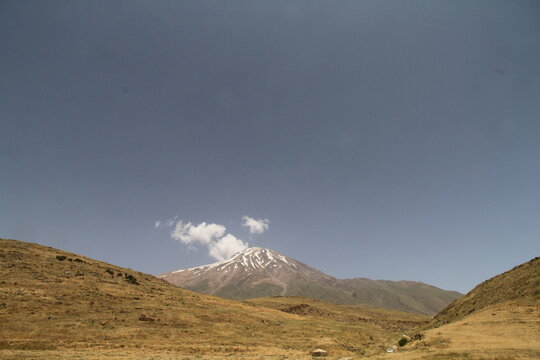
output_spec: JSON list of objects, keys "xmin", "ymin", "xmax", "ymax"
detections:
[{"xmin": 1, "ymin": 238, "xmax": 537, "ymax": 360}]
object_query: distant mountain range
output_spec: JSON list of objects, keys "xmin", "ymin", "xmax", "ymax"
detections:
[{"xmin": 159, "ymin": 247, "xmax": 462, "ymax": 315}]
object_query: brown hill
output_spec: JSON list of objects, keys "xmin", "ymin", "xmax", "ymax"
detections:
[
  {"xmin": 0, "ymin": 238, "xmax": 428, "ymax": 359},
  {"xmin": 430, "ymin": 256, "xmax": 540, "ymax": 327},
  {"xmin": 246, "ymin": 296, "xmax": 426, "ymax": 332},
  {"xmin": 366, "ymin": 257, "xmax": 540, "ymax": 360},
  {"xmin": 160, "ymin": 247, "xmax": 462, "ymax": 315},
  {"xmin": 369, "ymin": 303, "xmax": 539, "ymax": 360}
]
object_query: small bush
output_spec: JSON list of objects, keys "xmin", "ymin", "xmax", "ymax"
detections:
[
  {"xmin": 125, "ymin": 274, "xmax": 140, "ymax": 285},
  {"xmin": 398, "ymin": 338, "xmax": 408, "ymax": 346},
  {"xmin": 139, "ymin": 314, "xmax": 155, "ymax": 322},
  {"xmin": 398, "ymin": 335, "xmax": 411, "ymax": 347},
  {"xmin": 56, "ymin": 255, "xmax": 67, "ymax": 261}
]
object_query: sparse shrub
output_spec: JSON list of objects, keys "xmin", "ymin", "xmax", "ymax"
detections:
[
  {"xmin": 398, "ymin": 338, "xmax": 408, "ymax": 346},
  {"xmin": 125, "ymin": 274, "xmax": 140, "ymax": 285},
  {"xmin": 105, "ymin": 269, "xmax": 114, "ymax": 276},
  {"xmin": 398, "ymin": 335, "xmax": 411, "ymax": 347},
  {"xmin": 74, "ymin": 258, "xmax": 83, "ymax": 263},
  {"xmin": 56, "ymin": 255, "xmax": 67, "ymax": 261},
  {"xmin": 139, "ymin": 314, "xmax": 155, "ymax": 322}
]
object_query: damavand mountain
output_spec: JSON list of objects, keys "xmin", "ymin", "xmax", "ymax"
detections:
[{"xmin": 159, "ymin": 247, "xmax": 462, "ymax": 315}]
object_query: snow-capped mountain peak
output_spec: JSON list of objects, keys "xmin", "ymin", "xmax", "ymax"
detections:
[
  {"xmin": 158, "ymin": 246, "xmax": 333, "ymax": 299},
  {"xmin": 158, "ymin": 246, "xmax": 462, "ymax": 315},
  {"xmin": 162, "ymin": 247, "xmax": 297, "ymax": 277}
]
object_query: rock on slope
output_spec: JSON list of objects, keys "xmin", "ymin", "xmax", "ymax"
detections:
[{"xmin": 159, "ymin": 247, "xmax": 462, "ymax": 315}]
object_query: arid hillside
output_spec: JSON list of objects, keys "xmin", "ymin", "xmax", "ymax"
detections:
[
  {"xmin": 369, "ymin": 303, "xmax": 539, "ymax": 360},
  {"xmin": 0, "ymin": 238, "xmax": 428, "ymax": 359},
  {"xmin": 2, "ymin": 238, "xmax": 536, "ymax": 360},
  {"xmin": 430, "ymin": 256, "xmax": 539, "ymax": 327},
  {"xmin": 367, "ymin": 257, "xmax": 540, "ymax": 360}
]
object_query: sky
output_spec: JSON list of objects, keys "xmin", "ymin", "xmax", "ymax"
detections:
[{"xmin": 1, "ymin": 0, "xmax": 539, "ymax": 293}]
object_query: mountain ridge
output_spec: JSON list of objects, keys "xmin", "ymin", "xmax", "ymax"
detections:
[{"xmin": 160, "ymin": 247, "xmax": 462, "ymax": 315}]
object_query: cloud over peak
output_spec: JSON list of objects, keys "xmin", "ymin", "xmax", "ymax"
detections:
[
  {"xmin": 208, "ymin": 234, "xmax": 247, "ymax": 261},
  {"xmin": 171, "ymin": 221, "xmax": 226, "ymax": 246},
  {"xmin": 156, "ymin": 215, "xmax": 270, "ymax": 261},
  {"xmin": 157, "ymin": 219, "xmax": 248, "ymax": 261},
  {"xmin": 242, "ymin": 215, "xmax": 270, "ymax": 234}
]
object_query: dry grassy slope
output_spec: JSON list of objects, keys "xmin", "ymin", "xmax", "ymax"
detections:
[
  {"xmin": 368, "ymin": 303, "xmax": 540, "ymax": 360},
  {"xmin": 246, "ymin": 296, "xmax": 428, "ymax": 331},
  {"xmin": 430, "ymin": 256, "xmax": 540, "ymax": 327},
  {"xmin": 0, "ymin": 238, "xmax": 428, "ymax": 358},
  {"xmin": 364, "ymin": 257, "xmax": 540, "ymax": 360}
]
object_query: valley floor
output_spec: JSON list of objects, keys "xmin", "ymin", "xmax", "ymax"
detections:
[
  {"xmin": 0, "ymin": 351, "xmax": 316, "ymax": 360},
  {"xmin": 368, "ymin": 303, "xmax": 539, "ymax": 360},
  {"xmin": 2, "ymin": 304, "xmax": 537, "ymax": 360}
]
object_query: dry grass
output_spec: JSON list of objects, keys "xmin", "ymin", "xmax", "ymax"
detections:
[
  {"xmin": 0, "ymin": 238, "xmax": 428, "ymax": 359},
  {"xmin": 431, "ymin": 257, "xmax": 539, "ymax": 327},
  {"xmin": 247, "ymin": 296, "xmax": 427, "ymax": 331},
  {"xmin": 365, "ymin": 302, "xmax": 540, "ymax": 360},
  {"xmin": 2, "ymin": 238, "xmax": 538, "ymax": 360}
]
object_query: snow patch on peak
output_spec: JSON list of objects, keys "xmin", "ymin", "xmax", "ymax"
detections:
[{"xmin": 163, "ymin": 247, "xmax": 299, "ymax": 276}]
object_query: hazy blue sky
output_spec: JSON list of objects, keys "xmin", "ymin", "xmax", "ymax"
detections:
[{"xmin": 1, "ymin": 1, "xmax": 539, "ymax": 293}]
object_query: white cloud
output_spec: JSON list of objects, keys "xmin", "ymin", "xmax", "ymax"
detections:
[
  {"xmin": 171, "ymin": 221, "xmax": 226, "ymax": 245},
  {"xmin": 154, "ymin": 216, "xmax": 177, "ymax": 229},
  {"xmin": 241, "ymin": 215, "xmax": 270, "ymax": 234},
  {"xmin": 157, "ymin": 218, "xmax": 248, "ymax": 261},
  {"xmin": 208, "ymin": 234, "xmax": 248, "ymax": 261}
]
